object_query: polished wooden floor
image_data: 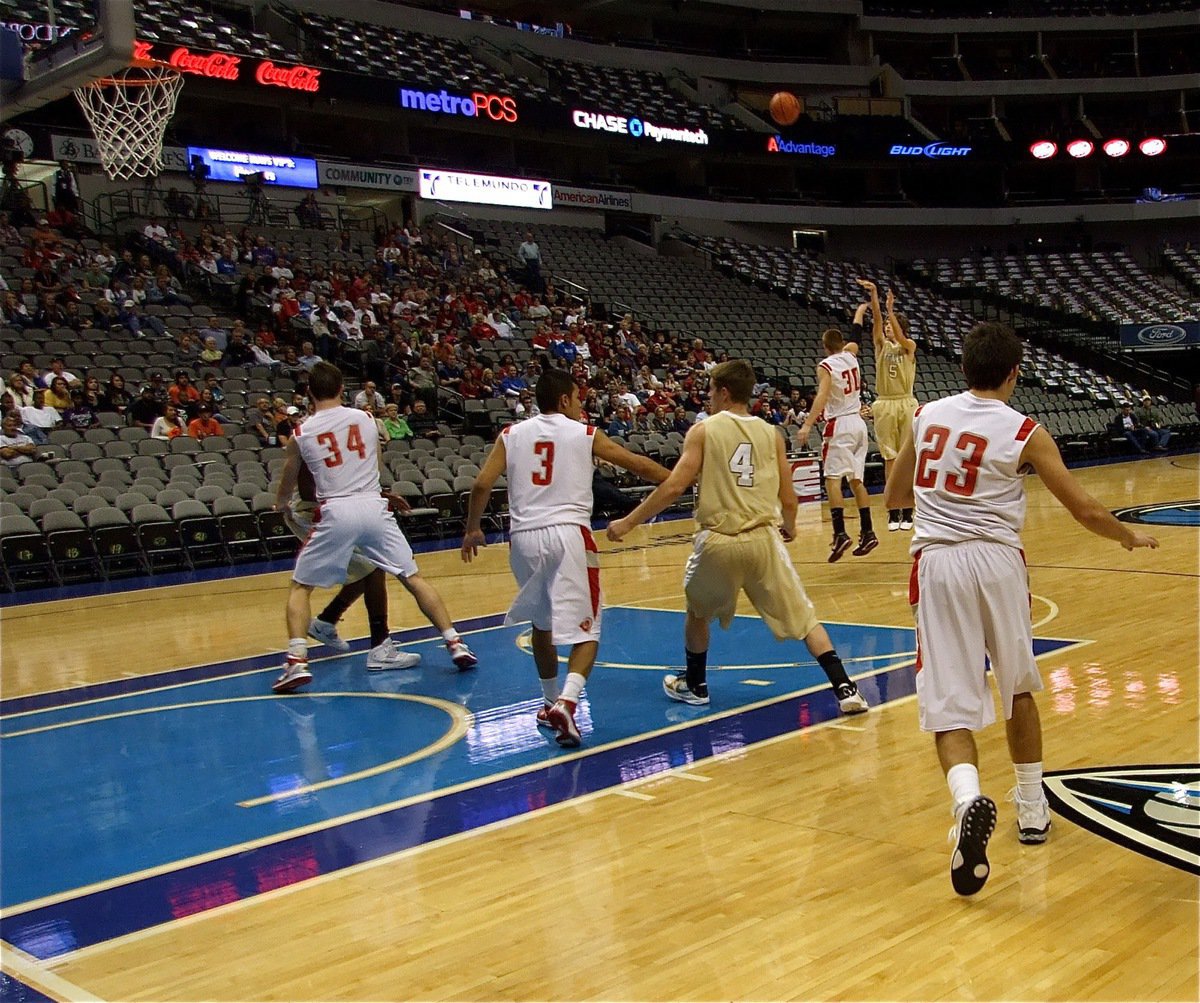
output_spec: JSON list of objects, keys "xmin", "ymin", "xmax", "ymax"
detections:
[{"xmin": 2, "ymin": 456, "xmax": 1197, "ymax": 1002}]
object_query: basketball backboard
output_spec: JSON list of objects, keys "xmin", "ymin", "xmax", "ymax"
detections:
[{"xmin": 1, "ymin": 0, "xmax": 135, "ymax": 122}]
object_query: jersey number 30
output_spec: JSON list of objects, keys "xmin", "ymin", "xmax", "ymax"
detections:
[
  {"xmin": 914, "ymin": 424, "xmax": 987, "ymax": 497},
  {"xmin": 317, "ymin": 426, "xmax": 367, "ymax": 468}
]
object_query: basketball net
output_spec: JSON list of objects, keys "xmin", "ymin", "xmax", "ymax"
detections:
[{"xmin": 73, "ymin": 62, "xmax": 184, "ymax": 181}]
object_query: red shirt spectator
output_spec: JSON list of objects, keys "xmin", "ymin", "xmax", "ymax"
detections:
[{"xmin": 188, "ymin": 408, "xmax": 224, "ymax": 439}]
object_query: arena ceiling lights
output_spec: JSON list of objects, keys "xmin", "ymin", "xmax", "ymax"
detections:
[{"xmin": 1029, "ymin": 137, "xmax": 1168, "ymax": 159}]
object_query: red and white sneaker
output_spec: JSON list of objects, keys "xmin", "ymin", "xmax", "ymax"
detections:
[
  {"xmin": 545, "ymin": 699, "xmax": 581, "ymax": 748},
  {"xmin": 273, "ymin": 657, "xmax": 313, "ymax": 694},
  {"xmin": 446, "ymin": 637, "xmax": 478, "ymax": 670},
  {"xmin": 535, "ymin": 703, "xmax": 555, "ymax": 730}
]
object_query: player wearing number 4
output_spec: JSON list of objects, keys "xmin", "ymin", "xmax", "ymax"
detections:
[
  {"xmin": 884, "ymin": 323, "xmax": 1158, "ymax": 896},
  {"xmin": 462, "ymin": 370, "xmax": 670, "ymax": 749},
  {"xmin": 607, "ymin": 360, "xmax": 869, "ymax": 715},
  {"xmin": 796, "ymin": 327, "xmax": 878, "ymax": 562},
  {"xmin": 273, "ymin": 361, "xmax": 478, "ymax": 694}
]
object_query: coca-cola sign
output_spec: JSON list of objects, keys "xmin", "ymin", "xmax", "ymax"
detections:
[
  {"xmin": 255, "ymin": 60, "xmax": 321, "ymax": 93},
  {"xmin": 133, "ymin": 40, "xmax": 321, "ymax": 93}
]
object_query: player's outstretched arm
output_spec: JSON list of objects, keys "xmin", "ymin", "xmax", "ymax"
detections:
[
  {"xmin": 883, "ymin": 432, "xmax": 917, "ymax": 512},
  {"xmin": 886, "ymin": 287, "xmax": 917, "ymax": 356},
  {"xmin": 1021, "ymin": 426, "xmax": 1159, "ymax": 550},
  {"xmin": 462, "ymin": 435, "xmax": 507, "ymax": 562},
  {"xmin": 857, "ymin": 278, "xmax": 883, "ymax": 350},
  {"xmin": 592, "ymin": 428, "xmax": 670, "ymax": 484},
  {"xmin": 606, "ymin": 422, "xmax": 705, "ymax": 542},
  {"xmin": 274, "ymin": 437, "xmax": 302, "ymax": 511}
]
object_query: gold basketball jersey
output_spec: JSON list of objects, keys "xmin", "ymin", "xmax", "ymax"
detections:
[
  {"xmin": 876, "ymin": 342, "xmax": 916, "ymax": 398},
  {"xmin": 695, "ymin": 411, "xmax": 781, "ymax": 535}
]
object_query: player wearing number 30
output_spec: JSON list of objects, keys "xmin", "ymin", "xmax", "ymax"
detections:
[
  {"xmin": 272, "ymin": 362, "xmax": 477, "ymax": 694},
  {"xmin": 607, "ymin": 360, "xmax": 869, "ymax": 714},
  {"xmin": 461, "ymin": 370, "xmax": 670, "ymax": 749},
  {"xmin": 884, "ymin": 323, "xmax": 1157, "ymax": 897}
]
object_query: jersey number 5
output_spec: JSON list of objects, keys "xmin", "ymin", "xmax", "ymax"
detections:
[
  {"xmin": 914, "ymin": 424, "xmax": 987, "ymax": 497},
  {"xmin": 317, "ymin": 425, "xmax": 367, "ymax": 468},
  {"xmin": 532, "ymin": 440, "xmax": 555, "ymax": 485}
]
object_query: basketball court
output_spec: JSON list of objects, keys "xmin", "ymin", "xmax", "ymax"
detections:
[{"xmin": 1, "ymin": 457, "xmax": 1196, "ymax": 1001}]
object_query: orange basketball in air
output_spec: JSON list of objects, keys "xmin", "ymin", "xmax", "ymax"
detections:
[{"xmin": 769, "ymin": 91, "xmax": 801, "ymax": 127}]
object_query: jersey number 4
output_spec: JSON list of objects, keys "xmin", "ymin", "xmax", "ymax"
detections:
[
  {"xmin": 914, "ymin": 424, "xmax": 987, "ymax": 497},
  {"xmin": 317, "ymin": 426, "xmax": 367, "ymax": 468},
  {"xmin": 729, "ymin": 442, "xmax": 755, "ymax": 487}
]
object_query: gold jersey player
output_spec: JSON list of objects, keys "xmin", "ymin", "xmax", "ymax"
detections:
[
  {"xmin": 607, "ymin": 360, "xmax": 868, "ymax": 715},
  {"xmin": 859, "ymin": 278, "xmax": 917, "ymax": 531}
]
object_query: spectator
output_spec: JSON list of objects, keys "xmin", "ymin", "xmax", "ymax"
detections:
[
  {"xmin": 61, "ymin": 388, "xmax": 99, "ymax": 431},
  {"xmin": 381, "ymin": 403, "xmax": 413, "ymax": 441},
  {"xmin": 40, "ymin": 357, "xmax": 80, "ymax": 390},
  {"xmin": 672, "ymin": 405, "xmax": 692, "ymax": 435},
  {"xmin": 44, "ymin": 376, "xmax": 73, "ymax": 411},
  {"xmin": 150, "ymin": 403, "xmax": 187, "ymax": 439},
  {"xmin": 187, "ymin": 404, "xmax": 224, "ymax": 439},
  {"xmin": 1112, "ymin": 402, "xmax": 1156, "ymax": 454},
  {"xmin": 406, "ymin": 398, "xmax": 440, "ymax": 440},
  {"xmin": 249, "ymin": 334, "xmax": 279, "ymax": 372},
  {"xmin": 169, "ymin": 371, "xmax": 200, "ymax": 408},
  {"xmin": 298, "ymin": 341, "xmax": 323, "ymax": 370},
  {"xmin": 144, "ymin": 371, "xmax": 169, "ymax": 405},
  {"xmin": 7, "ymin": 374, "xmax": 35, "ymax": 408},
  {"xmin": 353, "ymin": 381, "xmax": 385, "ymax": 411},
  {"xmin": 143, "ymin": 216, "xmax": 169, "ymax": 244},
  {"xmin": 102, "ymin": 374, "xmax": 132, "ymax": 416},
  {"xmin": 277, "ymin": 404, "xmax": 301, "ymax": 445},
  {"xmin": 199, "ymin": 337, "xmax": 223, "ymax": 366},
  {"xmin": 295, "ymin": 193, "xmax": 323, "ymax": 228},
  {"xmin": 650, "ymin": 405, "xmax": 673, "ymax": 434},
  {"xmin": 129, "ymin": 385, "xmax": 162, "ymax": 430},
  {"xmin": 19, "ymin": 387, "xmax": 60, "ymax": 443},
  {"xmin": 202, "ymin": 372, "xmax": 225, "ymax": 407},
  {"xmin": 53, "ymin": 160, "xmax": 81, "ymax": 215},
  {"xmin": 517, "ymin": 230, "xmax": 542, "ymax": 291},
  {"xmin": 1133, "ymin": 394, "xmax": 1171, "ymax": 451},
  {"xmin": 607, "ymin": 405, "xmax": 634, "ymax": 438},
  {"xmin": 0, "ymin": 411, "xmax": 37, "ymax": 467},
  {"xmin": 164, "ymin": 187, "xmax": 193, "ymax": 220},
  {"xmin": 222, "ymin": 329, "xmax": 255, "ymax": 369}
]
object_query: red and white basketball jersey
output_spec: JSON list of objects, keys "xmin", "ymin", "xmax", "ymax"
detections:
[
  {"xmin": 504, "ymin": 413, "xmax": 596, "ymax": 533},
  {"xmin": 910, "ymin": 391, "xmax": 1039, "ymax": 553},
  {"xmin": 820, "ymin": 351, "xmax": 863, "ymax": 418},
  {"xmin": 295, "ymin": 405, "xmax": 382, "ymax": 500}
]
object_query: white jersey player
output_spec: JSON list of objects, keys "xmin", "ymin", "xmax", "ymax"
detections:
[
  {"xmin": 796, "ymin": 327, "xmax": 878, "ymax": 562},
  {"xmin": 462, "ymin": 369, "xmax": 668, "ymax": 748},
  {"xmin": 885, "ymin": 322, "xmax": 1157, "ymax": 897},
  {"xmin": 272, "ymin": 362, "xmax": 478, "ymax": 694}
]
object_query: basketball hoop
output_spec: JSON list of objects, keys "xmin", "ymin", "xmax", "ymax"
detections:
[{"xmin": 73, "ymin": 60, "xmax": 184, "ymax": 181}]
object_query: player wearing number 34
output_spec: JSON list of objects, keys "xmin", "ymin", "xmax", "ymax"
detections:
[
  {"xmin": 883, "ymin": 322, "xmax": 1158, "ymax": 898},
  {"xmin": 272, "ymin": 362, "xmax": 478, "ymax": 695}
]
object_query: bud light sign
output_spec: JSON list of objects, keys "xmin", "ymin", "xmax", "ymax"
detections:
[
  {"xmin": 889, "ymin": 142, "xmax": 972, "ymax": 158},
  {"xmin": 1119, "ymin": 321, "xmax": 1200, "ymax": 349}
]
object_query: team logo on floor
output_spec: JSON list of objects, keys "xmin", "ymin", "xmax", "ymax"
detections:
[
  {"xmin": 1112, "ymin": 501, "xmax": 1200, "ymax": 526},
  {"xmin": 1043, "ymin": 765, "xmax": 1200, "ymax": 874}
]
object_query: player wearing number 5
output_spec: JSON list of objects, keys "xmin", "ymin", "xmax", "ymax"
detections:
[
  {"xmin": 796, "ymin": 327, "xmax": 878, "ymax": 562},
  {"xmin": 607, "ymin": 360, "xmax": 869, "ymax": 714},
  {"xmin": 461, "ymin": 370, "xmax": 670, "ymax": 749},
  {"xmin": 884, "ymin": 323, "xmax": 1158, "ymax": 896},
  {"xmin": 272, "ymin": 362, "xmax": 478, "ymax": 694}
]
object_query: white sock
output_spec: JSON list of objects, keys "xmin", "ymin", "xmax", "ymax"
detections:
[
  {"xmin": 442, "ymin": 628, "xmax": 460, "ymax": 644},
  {"xmin": 287, "ymin": 638, "xmax": 308, "ymax": 660},
  {"xmin": 560, "ymin": 671, "xmax": 586, "ymax": 705},
  {"xmin": 1014, "ymin": 761, "xmax": 1044, "ymax": 803},
  {"xmin": 947, "ymin": 763, "xmax": 981, "ymax": 815},
  {"xmin": 539, "ymin": 677, "xmax": 560, "ymax": 706}
]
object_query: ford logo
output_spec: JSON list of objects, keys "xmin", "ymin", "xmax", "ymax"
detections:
[{"xmin": 1138, "ymin": 325, "xmax": 1187, "ymax": 345}]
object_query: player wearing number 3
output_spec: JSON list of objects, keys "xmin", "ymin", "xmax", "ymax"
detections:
[
  {"xmin": 607, "ymin": 360, "xmax": 869, "ymax": 714},
  {"xmin": 796, "ymin": 327, "xmax": 878, "ymax": 562},
  {"xmin": 273, "ymin": 362, "xmax": 477, "ymax": 694},
  {"xmin": 884, "ymin": 323, "xmax": 1158, "ymax": 896},
  {"xmin": 462, "ymin": 370, "xmax": 670, "ymax": 749}
]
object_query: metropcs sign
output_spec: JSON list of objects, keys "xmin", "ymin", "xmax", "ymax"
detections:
[
  {"xmin": 571, "ymin": 109, "xmax": 709, "ymax": 146},
  {"xmin": 399, "ymin": 87, "xmax": 518, "ymax": 123},
  {"xmin": 132, "ymin": 40, "xmax": 321, "ymax": 92}
]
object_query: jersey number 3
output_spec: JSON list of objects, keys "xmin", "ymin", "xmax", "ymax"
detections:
[
  {"xmin": 317, "ymin": 426, "xmax": 367, "ymax": 468},
  {"xmin": 532, "ymin": 440, "xmax": 555, "ymax": 485},
  {"xmin": 914, "ymin": 424, "xmax": 987, "ymax": 497}
]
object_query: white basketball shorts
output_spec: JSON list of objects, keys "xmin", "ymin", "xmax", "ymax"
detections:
[
  {"xmin": 506, "ymin": 524, "xmax": 602, "ymax": 646},
  {"xmin": 292, "ymin": 496, "xmax": 418, "ymax": 589},
  {"xmin": 821, "ymin": 414, "xmax": 868, "ymax": 481},
  {"xmin": 286, "ymin": 500, "xmax": 377, "ymax": 584},
  {"xmin": 909, "ymin": 540, "xmax": 1042, "ymax": 732}
]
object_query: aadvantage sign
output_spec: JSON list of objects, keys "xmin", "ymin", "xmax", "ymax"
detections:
[
  {"xmin": 571, "ymin": 109, "xmax": 709, "ymax": 146},
  {"xmin": 766, "ymin": 136, "xmax": 836, "ymax": 157},
  {"xmin": 419, "ymin": 168, "xmax": 552, "ymax": 210}
]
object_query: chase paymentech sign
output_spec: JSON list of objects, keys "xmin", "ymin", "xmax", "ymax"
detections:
[
  {"xmin": 419, "ymin": 169, "xmax": 552, "ymax": 210},
  {"xmin": 571, "ymin": 109, "xmax": 709, "ymax": 146}
]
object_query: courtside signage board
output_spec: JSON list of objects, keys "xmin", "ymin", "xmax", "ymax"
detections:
[
  {"xmin": 419, "ymin": 168, "xmax": 552, "ymax": 210},
  {"xmin": 1118, "ymin": 321, "xmax": 1200, "ymax": 349},
  {"xmin": 52, "ymin": 134, "xmax": 188, "ymax": 172},
  {"xmin": 187, "ymin": 147, "xmax": 319, "ymax": 189},
  {"xmin": 552, "ymin": 185, "xmax": 633, "ymax": 211},
  {"xmin": 318, "ymin": 161, "xmax": 418, "ymax": 192}
]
